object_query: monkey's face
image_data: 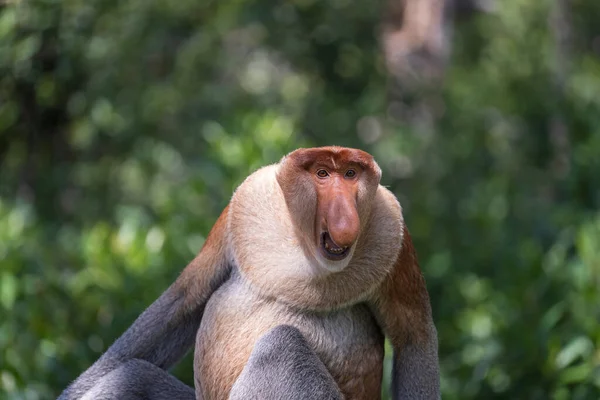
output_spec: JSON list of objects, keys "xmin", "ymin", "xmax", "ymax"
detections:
[
  {"xmin": 277, "ymin": 147, "xmax": 382, "ymax": 273},
  {"xmin": 232, "ymin": 147, "xmax": 398, "ymax": 309}
]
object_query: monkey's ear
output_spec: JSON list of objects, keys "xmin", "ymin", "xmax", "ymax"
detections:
[{"xmin": 370, "ymin": 224, "xmax": 434, "ymax": 348}]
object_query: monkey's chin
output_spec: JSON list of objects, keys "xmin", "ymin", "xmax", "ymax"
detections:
[{"xmin": 315, "ymin": 252, "xmax": 354, "ymax": 273}]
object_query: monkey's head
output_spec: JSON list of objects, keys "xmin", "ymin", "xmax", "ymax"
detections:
[
  {"xmin": 230, "ymin": 146, "xmax": 401, "ymax": 309},
  {"xmin": 277, "ymin": 146, "xmax": 382, "ymax": 272}
]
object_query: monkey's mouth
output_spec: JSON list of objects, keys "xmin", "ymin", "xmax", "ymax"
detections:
[{"xmin": 320, "ymin": 232, "xmax": 351, "ymax": 261}]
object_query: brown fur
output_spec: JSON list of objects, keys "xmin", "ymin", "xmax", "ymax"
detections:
[
  {"xmin": 369, "ymin": 225, "xmax": 434, "ymax": 347},
  {"xmin": 172, "ymin": 205, "xmax": 230, "ymax": 314},
  {"xmin": 194, "ymin": 147, "xmax": 438, "ymax": 399},
  {"xmin": 59, "ymin": 147, "xmax": 439, "ymax": 400}
]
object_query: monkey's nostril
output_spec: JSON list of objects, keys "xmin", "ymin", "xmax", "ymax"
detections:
[{"xmin": 324, "ymin": 232, "xmax": 342, "ymax": 249}]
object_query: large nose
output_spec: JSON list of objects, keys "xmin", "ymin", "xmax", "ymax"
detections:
[{"xmin": 326, "ymin": 190, "xmax": 360, "ymax": 248}]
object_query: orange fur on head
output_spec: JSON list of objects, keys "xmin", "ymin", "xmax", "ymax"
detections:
[{"xmin": 276, "ymin": 146, "xmax": 382, "ymax": 271}]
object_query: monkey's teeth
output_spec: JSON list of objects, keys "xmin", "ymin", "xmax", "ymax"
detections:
[{"xmin": 325, "ymin": 244, "xmax": 347, "ymax": 254}]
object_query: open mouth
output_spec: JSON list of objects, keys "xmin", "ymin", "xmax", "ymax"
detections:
[{"xmin": 320, "ymin": 232, "xmax": 351, "ymax": 261}]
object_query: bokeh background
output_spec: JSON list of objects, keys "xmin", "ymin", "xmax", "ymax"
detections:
[{"xmin": 1, "ymin": 0, "xmax": 599, "ymax": 399}]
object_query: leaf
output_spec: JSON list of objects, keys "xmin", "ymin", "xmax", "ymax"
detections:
[{"xmin": 0, "ymin": 272, "xmax": 17, "ymax": 310}]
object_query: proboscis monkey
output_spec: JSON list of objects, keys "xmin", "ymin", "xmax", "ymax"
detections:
[{"xmin": 59, "ymin": 147, "xmax": 440, "ymax": 400}]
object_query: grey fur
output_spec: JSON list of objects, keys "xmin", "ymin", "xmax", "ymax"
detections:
[
  {"xmin": 78, "ymin": 359, "xmax": 195, "ymax": 400},
  {"xmin": 229, "ymin": 325, "xmax": 343, "ymax": 400},
  {"xmin": 59, "ymin": 323, "xmax": 342, "ymax": 400},
  {"xmin": 59, "ymin": 150, "xmax": 441, "ymax": 399},
  {"xmin": 59, "ymin": 261, "xmax": 439, "ymax": 400},
  {"xmin": 58, "ymin": 263, "xmax": 231, "ymax": 400},
  {"xmin": 392, "ymin": 323, "xmax": 441, "ymax": 400}
]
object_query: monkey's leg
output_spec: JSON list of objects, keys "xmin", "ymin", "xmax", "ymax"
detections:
[
  {"xmin": 77, "ymin": 359, "xmax": 195, "ymax": 400},
  {"xmin": 229, "ymin": 325, "xmax": 343, "ymax": 400}
]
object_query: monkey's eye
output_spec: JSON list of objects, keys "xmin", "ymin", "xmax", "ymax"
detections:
[
  {"xmin": 316, "ymin": 169, "xmax": 329, "ymax": 178},
  {"xmin": 345, "ymin": 169, "xmax": 356, "ymax": 178}
]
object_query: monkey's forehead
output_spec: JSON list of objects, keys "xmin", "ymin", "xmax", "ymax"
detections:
[{"xmin": 283, "ymin": 146, "xmax": 376, "ymax": 170}]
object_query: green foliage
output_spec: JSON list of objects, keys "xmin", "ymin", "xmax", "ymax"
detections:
[{"xmin": 1, "ymin": 0, "xmax": 599, "ymax": 399}]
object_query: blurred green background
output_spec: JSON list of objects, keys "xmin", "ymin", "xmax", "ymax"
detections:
[{"xmin": 1, "ymin": 0, "xmax": 599, "ymax": 399}]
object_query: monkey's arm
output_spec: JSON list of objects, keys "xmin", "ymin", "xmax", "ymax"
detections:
[
  {"xmin": 59, "ymin": 207, "xmax": 231, "ymax": 400},
  {"xmin": 370, "ymin": 225, "xmax": 440, "ymax": 400}
]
